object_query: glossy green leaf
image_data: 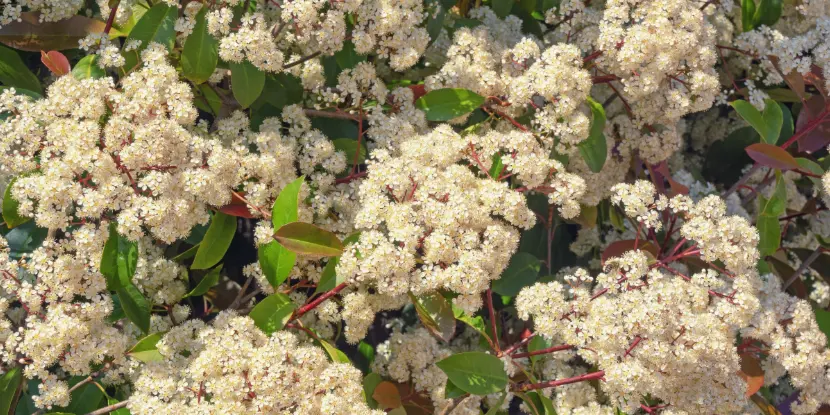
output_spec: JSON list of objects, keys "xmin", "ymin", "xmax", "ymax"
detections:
[
  {"xmin": 444, "ymin": 379, "xmax": 467, "ymax": 399},
  {"xmin": 4, "ymin": 221, "xmax": 47, "ymax": 260},
  {"xmin": 415, "ymin": 88, "xmax": 486, "ymax": 121},
  {"xmin": 273, "ymin": 176, "xmax": 305, "ymax": 228},
  {"xmin": 106, "ymin": 397, "xmax": 130, "ymax": 415},
  {"xmin": 230, "ymin": 60, "xmax": 266, "ymax": 109},
  {"xmin": 117, "ymin": 283, "xmax": 151, "ymax": 333},
  {"xmin": 741, "ymin": 0, "xmax": 757, "ymax": 31},
  {"xmin": 182, "ymin": 7, "xmax": 219, "ymax": 84},
  {"xmin": 249, "ymin": 293, "xmax": 296, "ymax": 335},
  {"xmin": 259, "ymin": 177, "xmax": 305, "ymax": 287},
  {"xmin": 731, "ymin": 99, "xmax": 783, "ymax": 144},
  {"xmin": 753, "ymin": 0, "xmax": 783, "ymax": 28},
  {"xmin": 778, "ymin": 103, "xmax": 793, "ymax": 145},
  {"xmin": 262, "ymin": 73, "xmax": 304, "ymax": 109},
  {"xmin": 489, "ymin": 153, "xmax": 505, "ymax": 179},
  {"xmin": 319, "ymin": 338, "xmax": 351, "ymax": 363},
  {"xmin": 314, "ymin": 233, "xmax": 360, "ymax": 294},
  {"xmin": 172, "ymin": 243, "xmax": 200, "ymax": 262},
  {"xmin": 796, "ymin": 157, "xmax": 824, "ymax": 186},
  {"xmin": 2, "ymin": 177, "xmax": 29, "ymax": 228},
  {"xmin": 334, "ymin": 41, "xmax": 366, "ymax": 70},
  {"xmin": 815, "ymin": 307, "xmax": 830, "ymax": 347},
  {"xmin": 116, "ymin": 236, "xmax": 138, "ymax": 287},
  {"xmin": 65, "ymin": 379, "xmax": 104, "ymax": 415},
  {"xmin": 409, "ymin": 292, "xmax": 456, "ymax": 342},
  {"xmin": 436, "ymin": 352, "xmax": 508, "ymax": 395},
  {"xmin": 184, "ymin": 266, "xmax": 221, "ymax": 298},
  {"xmin": 128, "ymin": 332, "xmax": 164, "ymax": 362},
  {"xmin": 492, "ymin": 252, "xmax": 541, "ymax": 296},
  {"xmin": 274, "ymin": 222, "xmax": 344, "ymax": 257},
  {"xmin": 0, "ymin": 366, "xmax": 22, "ymax": 415},
  {"xmin": 493, "ymin": 0, "xmax": 515, "ymax": 18},
  {"xmin": 192, "ymin": 212, "xmax": 237, "ymax": 270},
  {"xmin": 0, "ymin": 44, "xmax": 41, "ymax": 93},
  {"xmin": 452, "ymin": 305, "xmax": 492, "ymax": 345},
  {"xmin": 333, "ymin": 138, "xmax": 368, "ymax": 166},
  {"xmin": 425, "ymin": 0, "xmax": 447, "ymax": 45},
  {"xmin": 71, "ymin": 55, "xmax": 106, "ymax": 80},
  {"xmin": 100, "ymin": 223, "xmax": 120, "ymax": 290},
  {"xmin": 528, "ymin": 335, "xmax": 553, "ymax": 365},
  {"xmin": 195, "ymin": 83, "xmax": 222, "ymax": 115},
  {"xmin": 757, "ymin": 172, "xmax": 786, "ymax": 257},
  {"xmin": 577, "ymin": 97, "xmax": 607, "ymax": 173},
  {"xmin": 127, "ymin": 3, "xmax": 177, "ymax": 50}
]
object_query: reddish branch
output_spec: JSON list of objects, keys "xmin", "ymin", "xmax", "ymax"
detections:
[
  {"xmin": 512, "ymin": 371, "xmax": 605, "ymax": 392},
  {"xmin": 486, "ymin": 288, "xmax": 500, "ymax": 352},
  {"xmin": 103, "ymin": 1, "xmax": 120, "ymax": 34},
  {"xmin": 290, "ymin": 282, "xmax": 348, "ymax": 321},
  {"xmin": 511, "ymin": 344, "xmax": 574, "ymax": 359}
]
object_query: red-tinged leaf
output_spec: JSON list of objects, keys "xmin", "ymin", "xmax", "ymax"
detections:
[
  {"xmin": 653, "ymin": 161, "xmax": 690, "ymax": 196},
  {"xmin": 372, "ymin": 381, "xmax": 402, "ymax": 410},
  {"xmin": 745, "ymin": 143, "xmax": 799, "ymax": 170},
  {"xmin": 0, "ymin": 12, "xmax": 120, "ymax": 51},
  {"xmin": 218, "ymin": 204, "xmax": 254, "ymax": 218},
  {"xmin": 40, "ymin": 50, "xmax": 70, "ymax": 75},
  {"xmin": 601, "ymin": 240, "xmax": 659, "ymax": 265},
  {"xmin": 805, "ymin": 65, "xmax": 828, "ymax": 99},
  {"xmin": 397, "ymin": 382, "xmax": 434, "ymax": 415},
  {"xmin": 408, "ymin": 84, "xmax": 427, "ymax": 102},
  {"xmin": 738, "ymin": 353, "xmax": 764, "ymax": 397},
  {"xmin": 794, "ymin": 94, "xmax": 830, "ymax": 153}
]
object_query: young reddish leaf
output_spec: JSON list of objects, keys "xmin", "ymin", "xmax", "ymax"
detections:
[
  {"xmin": 218, "ymin": 204, "xmax": 254, "ymax": 218},
  {"xmin": 737, "ymin": 353, "xmax": 764, "ymax": 397},
  {"xmin": 274, "ymin": 222, "xmax": 344, "ymax": 257},
  {"xmin": 372, "ymin": 381, "xmax": 402, "ymax": 410},
  {"xmin": 653, "ymin": 162, "xmax": 690, "ymax": 196},
  {"xmin": 601, "ymin": 240, "xmax": 659, "ymax": 265},
  {"xmin": 745, "ymin": 143, "xmax": 799, "ymax": 170},
  {"xmin": 40, "ymin": 50, "xmax": 70, "ymax": 76},
  {"xmin": 408, "ymin": 84, "xmax": 427, "ymax": 102},
  {"xmin": 794, "ymin": 95, "xmax": 830, "ymax": 153}
]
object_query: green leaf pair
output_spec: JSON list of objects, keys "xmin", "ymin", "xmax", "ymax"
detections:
[
  {"xmin": 730, "ymin": 99, "xmax": 784, "ymax": 145},
  {"xmin": 741, "ymin": 0, "xmax": 783, "ymax": 32},
  {"xmin": 101, "ymin": 223, "xmax": 151, "ymax": 333}
]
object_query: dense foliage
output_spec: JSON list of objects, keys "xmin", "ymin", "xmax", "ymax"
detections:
[{"xmin": 0, "ymin": 0, "xmax": 830, "ymax": 414}]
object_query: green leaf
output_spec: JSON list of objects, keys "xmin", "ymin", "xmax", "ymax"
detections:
[
  {"xmin": 127, "ymin": 3, "xmax": 177, "ymax": 50},
  {"xmin": 334, "ymin": 41, "xmax": 366, "ymax": 70},
  {"xmin": 436, "ymin": 352, "xmax": 508, "ymax": 395},
  {"xmin": 796, "ymin": 157, "xmax": 824, "ymax": 186},
  {"xmin": 184, "ymin": 266, "xmax": 221, "ymax": 298},
  {"xmin": 0, "ymin": 366, "xmax": 22, "ymax": 415},
  {"xmin": 314, "ymin": 233, "xmax": 360, "ymax": 294},
  {"xmin": 731, "ymin": 99, "xmax": 783, "ymax": 144},
  {"xmin": 425, "ymin": 0, "xmax": 447, "ymax": 46},
  {"xmin": 756, "ymin": 172, "xmax": 786, "ymax": 256},
  {"xmin": 4, "ymin": 221, "xmax": 47, "ymax": 260},
  {"xmin": 577, "ymin": 97, "xmax": 607, "ymax": 173},
  {"xmin": 249, "ymin": 293, "xmax": 296, "ymax": 335},
  {"xmin": 452, "ymin": 305, "xmax": 492, "ymax": 345},
  {"xmin": 274, "ymin": 222, "xmax": 344, "ymax": 257},
  {"xmin": 182, "ymin": 7, "xmax": 219, "ymax": 84},
  {"xmin": 363, "ymin": 372, "xmax": 383, "ymax": 409},
  {"xmin": 703, "ymin": 126, "xmax": 758, "ymax": 184},
  {"xmin": 415, "ymin": 88, "xmax": 486, "ymax": 121},
  {"xmin": 0, "ymin": 44, "xmax": 41, "ymax": 94},
  {"xmin": 259, "ymin": 177, "xmax": 305, "ymax": 287},
  {"xmin": 2, "ymin": 177, "xmax": 29, "ymax": 228},
  {"xmin": 195, "ymin": 84, "xmax": 222, "ymax": 116},
  {"xmin": 814, "ymin": 307, "xmax": 830, "ymax": 348},
  {"xmin": 444, "ymin": 379, "xmax": 467, "ymax": 399},
  {"xmin": 493, "ymin": 0, "xmax": 515, "ymax": 18},
  {"xmin": 492, "ymin": 252, "xmax": 541, "ymax": 296},
  {"xmin": 230, "ymin": 60, "xmax": 265, "ymax": 109},
  {"xmin": 71, "ymin": 55, "xmax": 106, "ymax": 80},
  {"xmin": 319, "ymin": 338, "xmax": 351, "ymax": 363},
  {"xmin": 778, "ymin": 103, "xmax": 793, "ymax": 145},
  {"xmin": 745, "ymin": 142, "xmax": 799, "ymax": 170},
  {"xmin": 753, "ymin": 0, "xmax": 783, "ymax": 28},
  {"xmin": 741, "ymin": 0, "xmax": 757, "ymax": 31},
  {"xmin": 261, "ymin": 73, "xmax": 303, "ymax": 109},
  {"xmin": 100, "ymin": 223, "xmax": 120, "ymax": 290},
  {"xmin": 358, "ymin": 341, "xmax": 375, "ymax": 368},
  {"xmin": 172, "ymin": 243, "xmax": 200, "ymax": 262},
  {"xmin": 192, "ymin": 212, "xmax": 237, "ymax": 270},
  {"xmin": 332, "ymin": 138, "xmax": 368, "ymax": 166},
  {"xmin": 485, "ymin": 393, "xmax": 509, "ymax": 415},
  {"xmin": 116, "ymin": 236, "xmax": 138, "ymax": 287},
  {"xmin": 409, "ymin": 292, "xmax": 456, "ymax": 342},
  {"xmin": 127, "ymin": 332, "xmax": 164, "ymax": 362},
  {"xmin": 116, "ymin": 283, "xmax": 151, "ymax": 334},
  {"xmin": 489, "ymin": 153, "xmax": 505, "ymax": 179},
  {"xmin": 528, "ymin": 335, "xmax": 553, "ymax": 365},
  {"xmin": 65, "ymin": 379, "xmax": 104, "ymax": 415}
]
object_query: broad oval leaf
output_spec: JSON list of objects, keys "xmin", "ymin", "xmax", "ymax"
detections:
[
  {"xmin": 492, "ymin": 252, "xmax": 541, "ymax": 297},
  {"xmin": 741, "ymin": 0, "xmax": 757, "ymax": 31},
  {"xmin": 363, "ymin": 372, "xmax": 384, "ymax": 409},
  {"xmin": 794, "ymin": 95, "xmax": 830, "ymax": 153},
  {"xmin": 71, "ymin": 55, "xmax": 106, "ymax": 80},
  {"xmin": 181, "ymin": 7, "xmax": 218, "ymax": 84},
  {"xmin": 0, "ymin": 366, "xmax": 22, "ymax": 415},
  {"xmin": 116, "ymin": 283, "xmax": 151, "ymax": 334},
  {"xmin": 577, "ymin": 96, "xmax": 608, "ymax": 173},
  {"xmin": 128, "ymin": 332, "xmax": 164, "ymax": 362},
  {"xmin": 274, "ymin": 222, "xmax": 344, "ymax": 257},
  {"xmin": 230, "ymin": 60, "xmax": 266, "ymax": 109},
  {"xmin": 435, "ymin": 352, "xmax": 508, "ymax": 395},
  {"xmin": 752, "ymin": 0, "xmax": 783, "ymax": 28},
  {"xmin": 40, "ymin": 50, "xmax": 70, "ymax": 76},
  {"xmin": 493, "ymin": 0, "xmax": 515, "ymax": 18},
  {"xmin": 127, "ymin": 4, "xmax": 177, "ymax": 51},
  {"xmin": 731, "ymin": 99, "xmax": 783, "ymax": 144},
  {"xmin": 415, "ymin": 88, "xmax": 486, "ymax": 121},
  {"xmin": 100, "ymin": 222, "xmax": 120, "ymax": 290},
  {"xmin": 192, "ymin": 212, "xmax": 237, "ymax": 270},
  {"xmin": 273, "ymin": 176, "xmax": 305, "ymax": 229},
  {"xmin": 0, "ymin": 12, "xmax": 116, "ymax": 52},
  {"xmin": 409, "ymin": 292, "xmax": 456, "ymax": 342},
  {"xmin": 2, "ymin": 177, "xmax": 30, "ymax": 228},
  {"xmin": 738, "ymin": 353, "xmax": 764, "ymax": 397},
  {"xmin": 184, "ymin": 266, "xmax": 221, "ymax": 298},
  {"xmin": 372, "ymin": 381, "xmax": 402, "ymax": 410},
  {"xmin": 0, "ymin": 44, "xmax": 41, "ymax": 93},
  {"xmin": 259, "ymin": 241, "xmax": 296, "ymax": 288},
  {"xmin": 249, "ymin": 293, "xmax": 296, "ymax": 335},
  {"xmin": 745, "ymin": 143, "xmax": 799, "ymax": 170}
]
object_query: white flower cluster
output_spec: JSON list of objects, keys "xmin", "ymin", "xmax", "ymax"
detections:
[
  {"xmin": 0, "ymin": 0, "xmax": 82, "ymax": 27},
  {"xmin": 129, "ymin": 312, "xmax": 382, "ymax": 415}
]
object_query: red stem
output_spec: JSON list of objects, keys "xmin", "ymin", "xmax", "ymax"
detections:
[
  {"xmin": 513, "ymin": 371, "xmax": 605, "ymax": 392},
  {"xmin": 511, "ymin": 344, "xmax": 574, "ymax": 359},
  {"xmin": 290, "ymin": 282, "xmax": 347, "ymax": 321},
  {"xmin": 104, "ymin": 1, "xmax": 120, "ymax": 34},
  {"xmin": 486, "ymin": 288, "xmax": 500, "ymax": 353}
]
